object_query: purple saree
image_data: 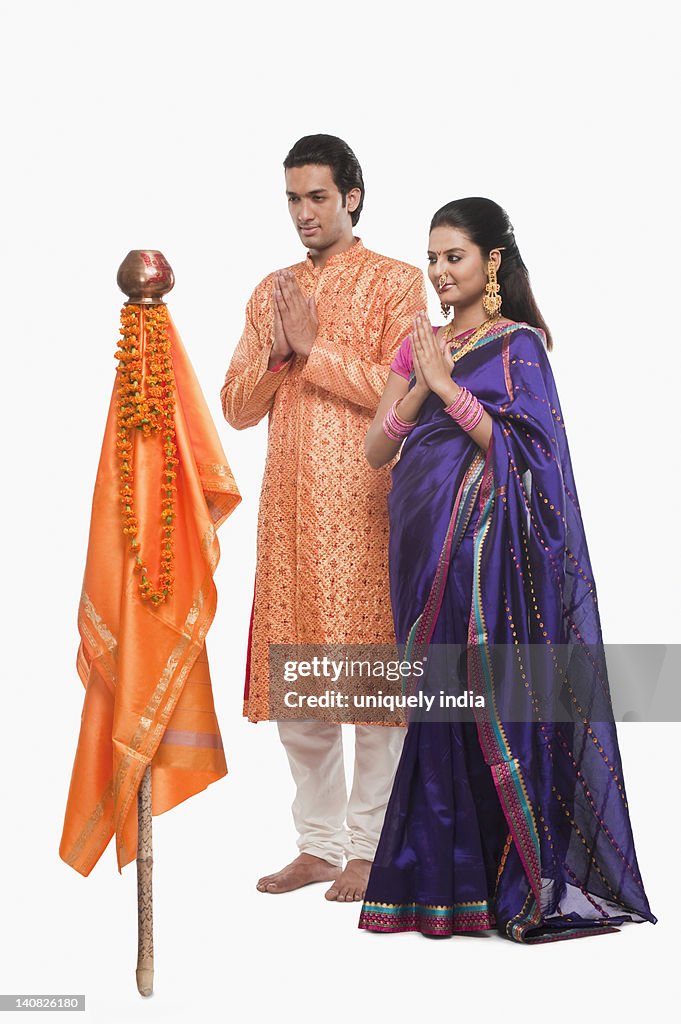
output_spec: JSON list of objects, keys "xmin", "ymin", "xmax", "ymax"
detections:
[{"xmin": 358, "ymin": 323, "xmax": 656, "ymax": 943}]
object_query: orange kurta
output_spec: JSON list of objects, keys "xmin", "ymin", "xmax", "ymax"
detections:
[
  {"xmin": 60, "ymin": 311, "xmax": 240, "ymax": 875},
  {"xmin": 220, "ymin": 240, "xmax": 427, "ymax": 722}
]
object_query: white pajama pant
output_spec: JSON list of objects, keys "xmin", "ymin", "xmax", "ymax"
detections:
[{"xmin": 277, "ymin": 721, "xmax": 405, "ymax": 868}]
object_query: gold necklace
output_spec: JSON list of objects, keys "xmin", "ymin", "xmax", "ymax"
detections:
[{"xmin": 441, "ymin": 315, "xmax": 501, "ymax": 365}]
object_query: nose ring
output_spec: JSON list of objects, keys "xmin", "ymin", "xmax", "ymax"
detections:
[{"xmin": 438, "ymin": 273, "xmax": 447, "ymax": 288}]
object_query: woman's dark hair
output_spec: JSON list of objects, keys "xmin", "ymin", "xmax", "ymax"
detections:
[
  {"xmin": 430, "ymin": 197, "xmax": 553, "ymax": 349},
  {"xmin": 283, "ymin": 134, "xmax": 365, "ymax": 226}
]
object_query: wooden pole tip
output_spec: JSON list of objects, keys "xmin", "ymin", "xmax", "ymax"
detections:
[{"xmin": 136, "ymin": 963, "xmax": 154, "ymax": 997}]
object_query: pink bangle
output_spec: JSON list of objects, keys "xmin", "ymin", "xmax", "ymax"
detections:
[
  {"xmin": 383, "ymin": 399, "xmax": 417, "ymax": 442},
  {"xmin": 444, "ymin": 387, "xmax": 484, "ymax": 432}
]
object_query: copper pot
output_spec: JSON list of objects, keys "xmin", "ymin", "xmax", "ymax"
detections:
[{"xmin": 117, "ymin": 250, "xmax": 174, "ymax": 305}]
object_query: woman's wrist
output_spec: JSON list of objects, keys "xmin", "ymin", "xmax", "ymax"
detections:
[
  {"xmin": 399, "ymin": 387, "xmax": 428, "ymax": 417},
  {"xmin": 436, "ymin": 380, "xmax": 461, "ymax": 405}
]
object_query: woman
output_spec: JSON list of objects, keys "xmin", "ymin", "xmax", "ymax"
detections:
[{"xmin": 360, "ymin": 198, "xmax": 656, "ymax": 943}]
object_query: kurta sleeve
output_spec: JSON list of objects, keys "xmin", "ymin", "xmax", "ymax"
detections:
[
  {"xmin": 390, "ymin": 335, "xmax": 414, "ymax": 380},
  {"xmin": 220, "ymin": 284, "xmax": 293, "ymax": 430},
  {"xmin": 300, "ymin": 266, "xmax": 427, "ymax": 411}
]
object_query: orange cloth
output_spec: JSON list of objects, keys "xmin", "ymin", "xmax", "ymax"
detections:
[
  {"xmin": 60, "ymin": 310, "xmax": 240, "ymax": 876},
  {"xmin": 220, "ymin": 240, "xmax": 427, "ymax": 722}
]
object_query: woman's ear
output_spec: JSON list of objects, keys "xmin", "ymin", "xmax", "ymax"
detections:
[{"xmin": 489, "ymin": 248, "xmax": 503, "ymax": 271}]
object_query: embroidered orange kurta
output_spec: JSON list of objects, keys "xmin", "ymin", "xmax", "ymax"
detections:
[
  {"xmin": 61, "ymin": 311, "xmax": 241, "ymax": 875},
  {"xmin": 220, "ymin": 240, "xmax": 427, "ymax": 723}
]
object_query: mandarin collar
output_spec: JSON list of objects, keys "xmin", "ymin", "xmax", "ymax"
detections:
[{"xmin": 304, "ymin": 237, "xmax": 365, "ymax": 274}]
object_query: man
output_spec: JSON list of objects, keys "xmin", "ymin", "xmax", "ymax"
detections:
[{"xmin": 220, "ymin": 135, "xmax": 427, "ymax": 901}]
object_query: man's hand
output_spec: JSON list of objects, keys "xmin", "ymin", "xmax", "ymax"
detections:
[
  {"xmin": 274, "ymin": 270, "xmax": 318, "ymax": 357},
  {"xmin": 269, "ymin": 279, "xmax": 294, "ymax": 368}
]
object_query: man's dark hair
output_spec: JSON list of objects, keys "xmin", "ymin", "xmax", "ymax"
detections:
[{"xmin": 283, "ymin": 134, "xmax": 365, "ymax": 226}]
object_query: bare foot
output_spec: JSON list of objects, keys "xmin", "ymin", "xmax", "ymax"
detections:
[
  {"xmin": 325, "ymin": 858, "xmax": 372, "ymax": 902},
  {"xmin": 256, "ymin": 853, "xmax": 339, "ymax": 894}
]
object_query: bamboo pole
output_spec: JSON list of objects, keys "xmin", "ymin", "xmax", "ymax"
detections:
[{"xmin": 136, "ymin": 765, "xmax": 154, "ymax": 996}]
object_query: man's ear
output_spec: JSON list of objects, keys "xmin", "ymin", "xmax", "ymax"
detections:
[{"xmin": 346, "ymin": 187, "xmax": 361, "ymax": 213}]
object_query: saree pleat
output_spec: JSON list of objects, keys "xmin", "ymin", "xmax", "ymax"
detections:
[{"xmin": 359, "ymin": 323, "xmax": 656, "ymax": 942}]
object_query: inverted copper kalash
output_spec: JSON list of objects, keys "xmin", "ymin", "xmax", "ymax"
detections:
[{"xmin": 117, "ymin": 249, "xmax": 175, "ymax": 306}]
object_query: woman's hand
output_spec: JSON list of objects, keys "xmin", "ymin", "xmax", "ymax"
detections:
[
  {"xmin": 411, "ymin": 326, "xmax": 430, "ymax": 397},
  {"xmin": 411, "ymin": 311, "xmax": 458, "ymax": 399}
]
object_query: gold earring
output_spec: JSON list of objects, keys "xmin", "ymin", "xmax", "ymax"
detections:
[
  {"xmin": 440, "ymin": 302, "xmax": 452, "ymax": 320},
  {"xmin": 483, "ymin": 255, "xmax": 502, "ymax": 318}
]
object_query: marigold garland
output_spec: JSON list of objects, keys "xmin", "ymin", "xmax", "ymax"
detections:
[{"xmin": 115, "ymin": 304, "xmax": 178, "ymax": 604}]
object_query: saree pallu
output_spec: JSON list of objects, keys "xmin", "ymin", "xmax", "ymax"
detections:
[{"xmin": 359, "ymin": 323, "xmax": 656, "ymax": 943}]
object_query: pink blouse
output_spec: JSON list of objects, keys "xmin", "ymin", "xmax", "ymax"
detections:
[{"xmin": 390, "ymin": 326, "xmax": 443, "ymax": 379}]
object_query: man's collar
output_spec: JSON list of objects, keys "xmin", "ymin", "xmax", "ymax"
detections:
[{"xmin": 304, "ymin": 237, "xmax": 365, "ymax": 271}]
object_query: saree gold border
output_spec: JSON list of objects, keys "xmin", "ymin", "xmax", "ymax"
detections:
[
  {"xmin": 197, "ymin": 464, "xmax": 241, "ymax": 529},
  {"xmin": 362, "ymin": 899, "xmax": 489, "ymax": 910},
  {"xmin": 69, "ymin": 459, "xmax": 228, "ymax": 871},
  {"xmin": 78, "ymin": 591, "xmax": 117, "ymax": 688},
  {"xmin": 452, "ymin": 322, "xmax": 542, "ymax": 369},
  {"xmin": 82, "ymin": 812, "xmax": 118, "ymax": 877},
  {"xmin": 62, "ymin": 780, "xmax": 113, "ymax": 871},
  {"xmin": 113, "ymin": 583, "xmax": 208, "ymax": 830},
  {"xmin": 79, "ymin": 591, "xmax": 117, "ymax": 653},
  {"xmin": 197, "ymin": 462, "xmax": 237, "ymax": 479},
  {"xmin": 111, "ymin": 520, "xmax": 219, "ymax": 831},
  {"xmin": 470, "ymin": 455, "xmax": 542, "ymax": 941},
  {"xmin": 63, "ymin": 596, "xmax": 120, "ymax": 871},
  {"xmin": 494, "ymin": 832, "xmax": 514, "ymax": 896},
  {"xmin": 113, "ymin": 541, "xmax": 221, "ymax": 862},
  {"xmin": 415, "ymin": 452, "xmax": 485, "ymax": 646},
  {"xmin": 506, "ymin": 887, "xmax": 540, "ymax": 942},
  {"xmin": 469, "ymin": 489, "xmax": 512, "ymax": 761}
]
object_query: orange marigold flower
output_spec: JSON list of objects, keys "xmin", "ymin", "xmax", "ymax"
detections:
[{"xmin": 116, "ymin": 303, "xmax": 177, "ymax": 607}]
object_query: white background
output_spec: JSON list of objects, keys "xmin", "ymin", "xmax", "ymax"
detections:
[{"xmin": 1, "ymin": 1, "xmax": 679, "ymax": 1020}]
